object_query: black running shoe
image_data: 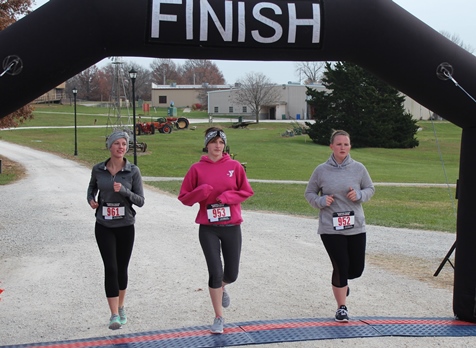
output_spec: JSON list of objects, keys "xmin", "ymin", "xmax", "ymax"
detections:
[{"xmin": 335, "ymin": 305, "xmax": 349, "ymax": 322}]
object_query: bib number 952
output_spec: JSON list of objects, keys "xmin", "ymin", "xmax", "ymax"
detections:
[{"xmin": 332, "ymin": 211, "xmax": 355, "ymax": 230}]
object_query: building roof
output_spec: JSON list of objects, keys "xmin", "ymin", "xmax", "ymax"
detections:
[{"xmin": 151, "ymin": 83, "xmax": 232, "ymax": 90}]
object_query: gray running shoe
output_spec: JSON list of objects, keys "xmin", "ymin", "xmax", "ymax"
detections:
[
  {"xmin": 119, "ymin": 306, "xmax": 127, "ymax": 325},
  {"xmin": 109, "ymin": 314, "xmax": 122, "ymax": 330},
  {"xmin": 222, "ymin": 288, "xmax": 230, "ymax": 308},
  {"xmin": 210, "ymin": 316, "xmax": 224, "ymax": 334}
]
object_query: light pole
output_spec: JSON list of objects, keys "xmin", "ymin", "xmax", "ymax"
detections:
[
  {"xmin": 72, "ymin": 87, "xmax": 78, "ymax": 156},
  {"xmin": 129, "ymin": 69, "xmax": 137, "ymax": 165}
]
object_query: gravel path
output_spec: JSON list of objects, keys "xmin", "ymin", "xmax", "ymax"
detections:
[{"xmin": 0, "ymin": 140, "xmax": 473, "ymax": 347}]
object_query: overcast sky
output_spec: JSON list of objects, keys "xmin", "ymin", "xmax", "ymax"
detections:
[{"xmin": 30, "ymin": 0, "xmax": 476, "ymax": 84}]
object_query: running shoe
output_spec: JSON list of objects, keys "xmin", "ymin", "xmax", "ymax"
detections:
[
  {"xmin": 210, "ymin": 316, "xmax": 224, "ymax": 334},
  {"xmin": 119, "ymin": 306, "xmax": 127, "ymax": 325},
  {"xmin": 335, "ymin": 305, "xmax": 349, "ymax": 323},
  {"xmin": 109, "ymin": 314, "xmax": 122, "ymax": 330},
  {"xmin": 222, "ymin": 288, "xmax": 230, "ymax": 308}
]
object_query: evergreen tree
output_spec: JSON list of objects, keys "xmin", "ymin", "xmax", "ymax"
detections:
[{"xmin": 305, "ymin": 62, "xmax": 419, "ymax": 148}]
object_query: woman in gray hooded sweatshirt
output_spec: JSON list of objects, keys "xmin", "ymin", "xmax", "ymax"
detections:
[
  {"xmin": 305, "ymin": 130, "xmax": 374, "ymax": 323},
  {"xmin": 87, "ymin": 131, "xmax": 145, "ymax": 330}
]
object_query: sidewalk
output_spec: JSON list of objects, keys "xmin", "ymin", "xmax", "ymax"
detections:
[{"xmin": 142, "ymin": 176, "xmax": 456, "ymax": 187}]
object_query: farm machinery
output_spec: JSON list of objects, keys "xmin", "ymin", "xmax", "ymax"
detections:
[{"xmin": 135, "ymin": 117, "xmax": 190, "ymax": 135}]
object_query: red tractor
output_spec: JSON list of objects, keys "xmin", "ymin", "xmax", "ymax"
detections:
[{"xmin": 135, "ymin": 117, "xmax": 189, "ymax": 135}]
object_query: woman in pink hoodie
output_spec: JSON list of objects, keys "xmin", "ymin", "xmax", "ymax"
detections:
[{"xmin": 178, "ymin": 127, "xmax": 254, "ymax": 334}]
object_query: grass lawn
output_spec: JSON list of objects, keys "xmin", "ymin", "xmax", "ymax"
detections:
[{"xmin": 0, "ymin": 105, "xmax": 461, "ymax": 232}]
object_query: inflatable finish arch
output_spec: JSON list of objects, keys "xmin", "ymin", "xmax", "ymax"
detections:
[{"xmin": 1, "ymin": 0, "xmax": 476, "ymax": 322}]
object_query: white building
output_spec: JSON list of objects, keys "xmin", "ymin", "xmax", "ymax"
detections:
[
  {"xmin": 207, "ymin": 82, "xmax": 326, "ymax": 121},
  {"xmin": 153, "ymin": 82, "xmax": 432, "ymax": 121},
  {"xmin": 208, "ymin": 83, "xmax": 432, "ymax": 121}
]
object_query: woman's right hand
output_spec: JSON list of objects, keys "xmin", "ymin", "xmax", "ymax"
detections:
[
  {"xmin": 89, "ymin": 199, "xmax": 99, "ymax": 209},
  {"xmin": 325, "ymin": 195, "xmax": 334, "ymax": 206}
]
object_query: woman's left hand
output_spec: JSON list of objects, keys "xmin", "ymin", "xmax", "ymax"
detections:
[{"xmin": 113, "ymin": 182, "xmax": 122, "ymax": 192}]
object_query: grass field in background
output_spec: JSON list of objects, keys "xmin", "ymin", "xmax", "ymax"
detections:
[
  {"xmin": 0, "ymin": 104, "xmax": 461, "ymax": 232},
  {"xmin": 24, "ymin": 104, "xmax": 209, "ymax": 128}
]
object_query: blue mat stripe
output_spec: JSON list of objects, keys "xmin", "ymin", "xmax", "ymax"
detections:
[{"xmin": 2, "ymin": 317, "xmax": 476, "ymax": 348}]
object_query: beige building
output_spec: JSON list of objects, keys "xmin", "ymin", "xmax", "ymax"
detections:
[
  {"xmin": 33, "ymin": 82, "xmax": 66, "ymax": 104},
  {"xmin": 151, "ymin": 83, "xmax": 231, "ymax": 108},
  {"xmin": 403, "ymin": 95, "xmax": 433, "ymax": 120}
]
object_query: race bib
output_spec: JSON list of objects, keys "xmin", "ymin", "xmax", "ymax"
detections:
[
  {"xmin": 332, "ymin": 211, "xmax": 355, "ymax": 230},
  {"xmin": 102, "ymin": 203, "xmax": 125, "ymax": 220},
  {"xmin": 207, "ymin": 204, "xmax": 231, "ymax": 222}
]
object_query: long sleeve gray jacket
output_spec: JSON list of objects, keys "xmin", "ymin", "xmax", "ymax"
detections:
[
  {"xmin": 304, "ymin": 154, "xmax": 374, "ymax": 235},
  {"xmin": 87, "ymin": 158, "xmax": 145, "ymax": 228}
]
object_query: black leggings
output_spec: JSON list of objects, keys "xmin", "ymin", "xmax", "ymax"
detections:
[
  {"xmin": 320, "ymin": 233, "xmax": 366, "ymax": 288},
  {"xmin": 199, "ymin": 224, "xmax": 242, "ymax": 289},
  {"xmin": 95, "ymin": 222, "xmax": 135, "ymax": 297}
]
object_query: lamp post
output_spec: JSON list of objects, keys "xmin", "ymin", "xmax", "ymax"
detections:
[
  {"xmin": 72, "ymin": 87, "xmax": 78, "ymax": 156},
  {"xmin": 129, "ymin": 69, "xmax": 137, "ymax": 165}
]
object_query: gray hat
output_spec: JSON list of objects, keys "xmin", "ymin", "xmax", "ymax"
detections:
[{"xmin": 107, "ymin": 131, "xmax": 130, "ymax": 151}]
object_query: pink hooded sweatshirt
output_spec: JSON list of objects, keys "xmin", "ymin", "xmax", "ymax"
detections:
[{"xmin": 178, "ymin": 153, "xmax": 254, "ymax": 225}]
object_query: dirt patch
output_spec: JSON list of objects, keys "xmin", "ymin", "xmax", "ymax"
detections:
[
  {"xmin": 367, "ymin": 252, "xmax": 454, "ymax": 291},
  {"xmin": 0, "ymin": 155, "xmax": 27, "ymax": 184}
]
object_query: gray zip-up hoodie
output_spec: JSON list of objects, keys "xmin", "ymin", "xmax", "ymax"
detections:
[
  {"xmin": 304, "ymin": 154, "xmax": 374, "ymax": 235},
  {"xmin": 87, "ymin": 158, "xmax": 145, "ymax": 228}
]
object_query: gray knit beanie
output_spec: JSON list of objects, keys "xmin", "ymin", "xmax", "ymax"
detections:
[{"xmin": 107, "ymin": 131, "xmax": 130, "ymax": 151}]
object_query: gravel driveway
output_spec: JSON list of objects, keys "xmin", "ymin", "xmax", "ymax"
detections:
[{"xmin": 0, "ymin": 140, "xmax": 473, "ymax": 347}]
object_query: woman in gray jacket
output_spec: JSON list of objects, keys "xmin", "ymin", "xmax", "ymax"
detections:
[
  {"xmin": 87, "ymin": 131, "xmax": 145, "ymax": 330},
  {"xmin": 305, "ymin": 130, "xmax": 374, "ymax": 323}
]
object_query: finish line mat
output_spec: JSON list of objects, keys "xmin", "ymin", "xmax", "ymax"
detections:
[{"xmin": 3, "ymin": 317, "xmax": 476, "ymax": 348}]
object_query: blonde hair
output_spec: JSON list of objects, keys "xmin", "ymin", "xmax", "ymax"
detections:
[{"xmin": 330, "ymin": 130, "xmax": 350, "ymax": 144}]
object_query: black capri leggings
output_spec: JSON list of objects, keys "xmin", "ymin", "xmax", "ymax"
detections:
[
  {"xmin": 320, "ymin": 233, "xmax": 366, "ymax": 288},
  {"xmin": 95, "ymin": 222, "xmax": 135, "ymax": 297},
  {"xmin": 199, "ymin": 224, "xmax": 242, "ymax": 289}
]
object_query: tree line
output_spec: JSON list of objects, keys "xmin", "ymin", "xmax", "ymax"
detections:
[{"xmin": 65, "ymin": 58, "xmax": 226, "ymax": 103}]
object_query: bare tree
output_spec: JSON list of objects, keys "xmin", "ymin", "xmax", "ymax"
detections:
[
  {"xmin": 440, "ymin": 30, "xmax": 475, "ymax": 54},
  {"xmin": 232, "ymin": 72, "xmax": 281, "ymax": 123},
  {"xmin": 66, "ymin": 65, "xmax": 102, "ymax": 101},
  {"xmin": 150, "ymin": 58, "xmax": 179, "ymax": 85},
  {"xmin": 122, "ymin": 62, "xmax": 152, "ymax": 101},
  {"xmin": 181, "ymin": 59, "xmax": 225, "ymax": 85},
  {"xmin": 295, "ymin": 61, "xmax": 325, "ymax": 84}
]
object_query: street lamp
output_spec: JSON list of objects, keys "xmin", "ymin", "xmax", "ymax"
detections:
[
  {"xmin": 72, "ymin": 87, "xmax": 78, "ymax": 156},
  {"xmin": 129, "ymin": 69, "xmax": 137, "ymax": 165}
]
